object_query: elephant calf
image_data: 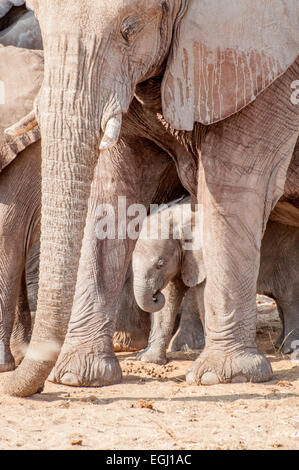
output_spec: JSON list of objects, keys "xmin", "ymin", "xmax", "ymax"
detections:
[{"xmin": 132, "ymin": 197, "xmax": 299, "ymax": 365}]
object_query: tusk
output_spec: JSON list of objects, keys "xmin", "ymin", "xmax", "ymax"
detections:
[
  {"xmin": 99, "ymin": 114, "xmax": 122, "ymax": 150},
  {"xmin": 4, "ymin": 110, "xmax": 38, "ymax": 137}
]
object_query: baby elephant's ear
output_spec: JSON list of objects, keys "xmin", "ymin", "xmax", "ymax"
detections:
[
  {"xmin": 181, "ymin": 247, "xmax": 206, "ymax": 288},
  {"xmin": 162, "ymin": 0, "xmax": 299, "ymax": 129}
]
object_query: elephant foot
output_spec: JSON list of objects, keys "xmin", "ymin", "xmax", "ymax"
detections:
[
  {"xmin": 275, "ymin": 329, "xmax": 299, "ymax": 355},
  {"xmin": 186, "ymin": 347, "xmax": 273, "ymax": 385},
  {"xmin": 48, "ymin": 348, "xmax": 122, "ymax": 387},
  {"xmin": 0, "ymin": 345, "xmax": 15, "ymax": 372},
  {"xmin": 136, "ymin": 346, "xmax": 167, "ymax": 365},
  {"xmin": 169, "ymin": 328, "xmax": 205, "ymax": 352}
]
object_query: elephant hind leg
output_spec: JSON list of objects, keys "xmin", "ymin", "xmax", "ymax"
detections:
[
  {"xmin": 275, "ymin": 301, "xmax": 299, "ymax": 355},
  {"xmin": 188, "ymin": 60, "xmax": 299, "ymax": 386},
  {"xmin": 0, "ymin": 238, "xmax": 25, "ymax": 372},
  {"xmin": 10, "ymin": 273, "xmax": 32, "ymax": 366},
  {"xmin": 49, "ymin": 136, "xmax": 181, "ymax": 387}
]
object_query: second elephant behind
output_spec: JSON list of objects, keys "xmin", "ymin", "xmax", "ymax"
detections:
[{"xmin": 132, "ymin": 196, "xmax": 299, "ymax": 365}]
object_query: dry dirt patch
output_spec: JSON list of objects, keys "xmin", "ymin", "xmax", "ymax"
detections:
[{"xmin": 0, "ymin": 298, "xmax": 298, "ymax": 450}]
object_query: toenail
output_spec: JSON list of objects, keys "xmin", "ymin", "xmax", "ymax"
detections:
[{"xmin": 201, "ymin": 372, "xmax": 219, "ymax": 385}]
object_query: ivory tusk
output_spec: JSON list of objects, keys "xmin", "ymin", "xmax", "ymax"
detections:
[
  {"xmin": 99, "ymin": 114, "xmax": 122, "ymax": 150},
  {"xmin": 4, "ymin": 110, "xmax": 38, "ymax": 137}
]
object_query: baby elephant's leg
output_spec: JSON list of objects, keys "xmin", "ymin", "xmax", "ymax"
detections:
[
  {"xmin": 169, "ymin": 285, "xmax": 205, "ymax": 352},
  {"xmin": 136, "ymin": 279, "xmax": 187, "ymax": 365}
]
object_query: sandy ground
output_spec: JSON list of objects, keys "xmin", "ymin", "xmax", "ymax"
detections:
[{"xmin": 0, "ymin": 297, "xmax": 298, "ymax": 450}]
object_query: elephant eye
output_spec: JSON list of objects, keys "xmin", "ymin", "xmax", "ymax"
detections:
[
  {"xmin": 157, "ymin": 258, "xmax": 165, "ymax": 269},
  {"xmin": 121, "ymin": 16, "xmax": 139, "ymax": 43}
]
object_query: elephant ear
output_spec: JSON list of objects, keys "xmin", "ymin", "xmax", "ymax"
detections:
[
  {"xmin": 181, "ymin": 247, "xmax": 206, "ymax": 288},
  {"xmin": 162, "ymin": 0, "xmax": 299, "ymax": 129},
  {"xmin": 170, "ymin": 197, "xmax": 206, "ymax": 287},
  {"xmin": 0, "ymin": 45, "xmax": 42, "ymax": 172}
]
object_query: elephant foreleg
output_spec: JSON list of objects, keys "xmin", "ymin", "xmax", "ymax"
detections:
[
  {"xmin": 169, "ymin": 285, "xmax": 205, "ymax": 353},
  {"xmin": 49, "ymin": 136, "xmax": 181, "ymax": 386},
  {"xmin": 187, "ymin": 59, "xmax": 299, "ymax": 385},
  {"xmin": 136, "ymin": 279, "xmax": 187, "ymax": 365}
]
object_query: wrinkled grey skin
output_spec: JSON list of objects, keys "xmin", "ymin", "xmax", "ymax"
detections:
[
  {"xmin": 10, "ymin": 231, "xmax": 39, "ymax": 366},
  {"xmin": 0, "ymin": 42, "xmax": 186, "ymax": 385},
  {"xmin": 168, "ymin": 286, "xmax": 205, "ymax": 353},
  {"xmin": 113, "ymin": 266, "xmax": 151, "ymax": 353},
  {"xmin": 3, "ymin": 1, "xmax": 299, "ymax": 396},
  {"xmin": 0, "ymin": 123, "xmax": 184, "ymax": 381},
  {"xmin": 115, "ymin": 265, "xmax": 205, "ymax": 358},
  {"xmin": 136, "ymin": 281, "xmax": 205, "ymax": 365},
  {"xmin": 0, "ymin": 121, "xmax": 184, "ymax": 384},
  {"xmin": 0, "ymin": 2, "xmax": 42, "ymax": 49},
  {"xmin": 133, "ymin": 197, "xmax": 299, "ymax": 365},
  {"xmin": 258, "ymin": 220, "xmax": 299, "ymax": 354},
  {"xmin": 0, "ymin": 44, "xmax": 42, "ymax": 372}
]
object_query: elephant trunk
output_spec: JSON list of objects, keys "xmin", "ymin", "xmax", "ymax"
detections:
[
  {"xmin": 134, "ymin": 282, "xmax": 166, "ymax": 314},
  {"xmin": 2, "ymin": 38, "xmax": 102, "ymax": 396}
]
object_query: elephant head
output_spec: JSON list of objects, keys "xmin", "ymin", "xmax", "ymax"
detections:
[
  {"xmin": 132, "ymin": 198, "xmax": 206, "ymax": 313},
  {"xmin": 3, "ymin": 0, "xmax": 298, "ymax": 396}
]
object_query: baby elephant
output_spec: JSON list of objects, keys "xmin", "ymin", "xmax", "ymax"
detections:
[{"xmin": 132, "ymin": 197, "xmax": 299, "ymax": 365}]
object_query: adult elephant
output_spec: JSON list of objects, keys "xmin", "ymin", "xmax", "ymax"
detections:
[
  {"xmin": 0, "ymin": 43, "xmax": 185, "ymax": 386},
  {"xmin": 3, "ymin": 0, "xmax": 299, "ymax": 396}
]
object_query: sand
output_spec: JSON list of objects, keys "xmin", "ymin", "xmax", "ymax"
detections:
[{"xmin": 0, "ymin": 297, "xmax": 298, "ymax": 450}]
